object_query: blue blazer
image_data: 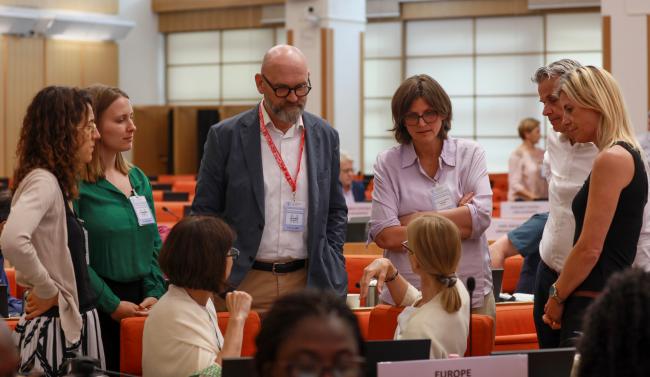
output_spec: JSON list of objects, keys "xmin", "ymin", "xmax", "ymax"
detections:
[
  {"xmin": 351, "ymin": 181, "xmax": 366, "ymax": 202},
  {"xmin": 192, "ymin": 106, "xmax": 349, "ymax": 295}
]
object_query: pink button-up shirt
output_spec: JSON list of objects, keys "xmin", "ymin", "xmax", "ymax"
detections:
[{"xmin": 369, "ymin": 138, "xmax": 493, "ymax": 308}]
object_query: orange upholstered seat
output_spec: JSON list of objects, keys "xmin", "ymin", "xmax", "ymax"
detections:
[
  {"xmin": 353, "ymin": 308, "xmax": 372, "ymax": 340},
  {"xmin": 345, "ymin": 254, "xmax": 379, "ymax": 294},
  {"xmin": 153, "ymin": 201, "xmax": 190, "ymax": 223},
  {"xmin": 367, "ymin": 304, "xmax": 494, "ymax": 356},
  {"xmin": 495, "ymin": 302, "xmax": 538, "ymax": 351},
  {"xmin": 502, "ymin": 255, "xmax": 524, "ymax": 294},
  {"xmin": 4, "ymin": 318, "xmax": 18, "ymax": 331},
  {"xmin": 120, "ymin": 311, "xmax": 261, "ymax": 376}
]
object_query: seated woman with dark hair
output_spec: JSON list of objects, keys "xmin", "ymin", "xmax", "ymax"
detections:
[
  {"xmin": 255, "ymin": 289, "xmax": 365, "ymax": 377},
  {"xmin": 142, "ymin": 216, "xmax": 252, "ymax": 377},
  {"xmin": 576, "ymin": 268, "xmax": 650, "ymax": 377}
]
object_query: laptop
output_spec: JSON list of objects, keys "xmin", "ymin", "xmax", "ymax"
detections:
[
  {"xmin": 491, "ymin": 268, "xmax": 504, "ymax": 302},
  {"xmin": 365, "ymin": 339, "xmax": 431, "ymax": 377},
  {"xmin": 222, "ymin": 357, "xmax": 256, "ymax": 377},
  {"xmin": 492, "ymin": 347, "xmax": 576, "ymax": 377},
  {"xmin": 346, "ymin": 216, "xmax": 369, "ymax": 242}
]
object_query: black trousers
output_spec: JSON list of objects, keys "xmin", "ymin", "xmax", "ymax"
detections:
[
  {"xmin": 97, "ymin": 277, "xmax": 144, "ymax": 373},
  {"xmin": 533, "ymin": 261, "xmax": 562, "ymax": 348}
]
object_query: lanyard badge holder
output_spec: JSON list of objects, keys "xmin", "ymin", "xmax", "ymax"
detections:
[
  {"xmin": 129, "ymin": 189, "xmax": 156, "ymax": 226},
  {"xmin": 259, "ymin": 103, "xmax": 306, "ymax": 233}
]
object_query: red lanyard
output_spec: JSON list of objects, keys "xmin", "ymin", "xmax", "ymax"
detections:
[{"xmin": 258, "ymin": 102, "xmax": 305, "ymax": 194}]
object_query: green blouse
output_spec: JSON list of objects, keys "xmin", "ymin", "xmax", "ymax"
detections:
[{"xmin": 74, "ymin": 167, "xmax": 166, "ymax": 313}]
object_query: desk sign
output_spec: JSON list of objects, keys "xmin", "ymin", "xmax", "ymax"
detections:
[
  {"xmin": 486, "ymin": 217, "xmax": 527, "ymax": 242},
  {"xmin": 348, "ymin": 202, "xmax": 372, "ymax": 219},
  {"xmin": 378, "ymin": 355, "xmax": 527, "ymax": 377},
  {"xmin": 500, "ymin": 201, "xmax": 549, "ymax": 219}
]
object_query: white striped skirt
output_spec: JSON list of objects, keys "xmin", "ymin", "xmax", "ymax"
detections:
[{"xmin": 13, "ymin": 308, "xmax": 105, "ymax": 377}]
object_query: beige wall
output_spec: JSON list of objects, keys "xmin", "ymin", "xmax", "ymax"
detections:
[
  {"xmin": 0, "ymin": 36, "xmax": 118, "ymax": 178},
  {"xmin": 0, "ymin": 0, "xmax": 118, "ymax": 14}
]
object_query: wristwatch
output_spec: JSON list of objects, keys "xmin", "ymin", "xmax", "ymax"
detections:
[{"xmin": 549, "ymin": 283, "xmax": 565, "ymax": 304}]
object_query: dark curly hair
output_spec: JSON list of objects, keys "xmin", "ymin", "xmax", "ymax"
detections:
[
  {"xmin": 390, "ymin": 74, "xmax": 452, "ymax": 144},
  {"xmin": 13, "ymin": 86, "xmax": 92, "ymax": 199},
  {"xmin": 255, "ymin": 289, "xmax": 365, "ymax": 377},
  {"xmin": 577, "ymin": 268, "xmax": 650, "ymax": 377}
]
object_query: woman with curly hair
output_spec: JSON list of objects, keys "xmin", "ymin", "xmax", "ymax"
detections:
[
  {"xmin": 0, "ymin": 86, "xmax": 103, "ymax": 376},
  {"xmin": 576, "ymin": 268, "xmax": 650, "ymax": 377}
]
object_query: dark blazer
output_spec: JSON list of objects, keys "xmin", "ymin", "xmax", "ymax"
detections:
[
  {"xmin": 351, "ymin": 181, "xmax": 366, "ymax": 202},
  {"xmin": 192, "ymin": 106, "xmax": 349, "ymax": 295}
]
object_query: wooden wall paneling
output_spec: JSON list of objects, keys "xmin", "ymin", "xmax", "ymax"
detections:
[
  {"xmin": 172, "ymin": 107, "xmax": 199, "ymax": 174},
  {"xmin": 603, "ymin": 16, "xmax": 611, "ymax": 73},
  {"xmin": 153, "ymin": 0, "xmax": 284, "ymax": 13},
  {"xmin": 45, "ymin": 40, "xmax": 83, "ymax": 87},
  {"xmin": 5, "ymin": 37, "xmax": 44, "ymax": 175},
  {"xmin": 359, "ymin": 31, "xmax": 364, "ymax": 173},
  {"xmin": 81, "ymin": 42, "xmax": 118, "ymax": 87},
  {"xmin": 0, "ymin": 0, "xmax": 118, "ymax": 14},
  {"xmin": 0, "ymin": 37, "xmax": 5, "ymax": 178},
  {"xmin": 132, "ymin": 106, "xmax": 171, "ymax": 176},
  {"xmin": 287, "ymin": 29, "xmax": 294, "ymax": 46},
  {"xmin": 401, "ymin": 0, "xmax": 534, "ymax": 20},
  {"xmin": 320, "ymin": 28, "xmax": 334, "ymax": 123},
  {"xmin": 647, "ymin": 15, "xmax": 650, "ymax": 111},
  {"xmin": 158, "ymin": 7, "xmax": 264, "ymax": 32},
  {"xmin": 218, "ymin": 105, "xmax": 253, "ymax": 120}
]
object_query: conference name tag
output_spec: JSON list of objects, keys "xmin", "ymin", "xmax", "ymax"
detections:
[
  {"xmin": 431, "ymin": 184, "xmax": 455, "ymax": 211},
  {"xmin": 283, "ymin": 201, "xmax": 306, "ymax": 232},
  {"xmin": 129, "ymin": 195, "xmax": 155, "ymax": 226}
]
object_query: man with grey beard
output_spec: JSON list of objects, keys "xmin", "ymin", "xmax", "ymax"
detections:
[{"xmin": 192, "ymin": 45, "xmax": 348, "ymax": 312}]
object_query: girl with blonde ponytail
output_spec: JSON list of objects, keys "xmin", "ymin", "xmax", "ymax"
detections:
[{"xmin": 360, "ymin": 214, "xmax": 470, "ymax": 358}]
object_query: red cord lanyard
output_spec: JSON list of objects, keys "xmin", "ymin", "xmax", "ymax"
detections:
[{"xmin": 258, "ymin": 102, "xmax": 305, "ymax": 199}]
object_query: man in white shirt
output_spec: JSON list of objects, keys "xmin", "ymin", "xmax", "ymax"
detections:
[
  {"xmin": 532, "ymin": 60, "xmax": 650, "ymax": 348},
  {"xmin": 192, "ymin": 45, "xmax": 348, "ymax": 312}
]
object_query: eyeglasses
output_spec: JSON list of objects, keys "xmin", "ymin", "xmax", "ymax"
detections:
[
  {"xmin": 401, "ymin": 240, "xmax": 414, "ymax": 256},
  {"xmin": 403, "ymin": 110, "xmax": 439, "ymax": 127},
  {"xmin": 227, "ymin": 247, "xmax": 240, "ymax": 260},
  {"xmin": 261, "ymin": 74, "xmax": 312, "ymax": 98},
  {"xmin": 282, "ymin": 357, "xmax": 365, "ymax": 377}
]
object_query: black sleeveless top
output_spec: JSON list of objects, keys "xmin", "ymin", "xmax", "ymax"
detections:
[
  {"xmin": 572, "ymin": 141, "xmax": 648, "ymax": 292},
  {"xmin": 65, "ymin": 203, "xmax": 96, "ymax": 313}
]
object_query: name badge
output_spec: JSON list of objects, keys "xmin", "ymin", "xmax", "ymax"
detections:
[
  {"xmin": 431, "ymin": 184, "xmax": 455, "ymax": 211},
  {"xmin": 129, "ymin": 195, "xmax": 155, "ymax": 226},
  {"xmin": 283, "ymin": 201, "xmax": 306, "ymax": 232}
]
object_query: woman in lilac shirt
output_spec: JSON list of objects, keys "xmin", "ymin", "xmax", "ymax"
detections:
[{"xmin": 369, "ymin": 74, "xmax": 495, "ymax": 319}]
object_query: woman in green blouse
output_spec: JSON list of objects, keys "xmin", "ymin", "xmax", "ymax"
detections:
[{"xmin": 75, "ymin": 84, "xmax": 166, "ymax": 371}]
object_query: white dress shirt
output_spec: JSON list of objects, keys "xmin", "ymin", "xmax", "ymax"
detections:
[
  {"xmin": 539, "ymin": 131, "xmax": 598, "ymax": 272},
  {"xmin": 256, "ymin": 104, "xmax": 309, "ymax": 262}
]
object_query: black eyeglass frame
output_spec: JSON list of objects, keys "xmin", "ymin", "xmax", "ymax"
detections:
[
  {"xmin": 261, "ymin": 73, "xmax": 312, "ymax": 98},
  {"xmin": 402, "ymin": 110, "xmax": 440, "ymax": 127}
]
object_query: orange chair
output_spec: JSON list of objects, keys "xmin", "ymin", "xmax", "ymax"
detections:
[
  {"xmin": 353, "ymin": 308, "xmax": 372, "ymax": 340},
  {"xmin": 120, "ymin": 311, "xmax": 261, "ymax": 376},
  {"xmin": 345, "ymin": 255, "xmax": 379, "ymax": 294},
  {"xmin": 152, "ymin": 190, "xmax": 164, "ymax": 202},
  {"xmin": 154, "ymin": 201, "xmax": 191, "ymax": 223},
  {"xmin": 4, "ymin": 318, "xmax": 18, "ymax": 331},
  {"xmin": 156, "ymin": 175, "xmax": 196, "ymax": 184},
  {"xmin": 502, "ymin": 255, "xmax": 524, "ymax": 294},
  {"xmin": 4, "ymin": 267, "xmax": 26, "ymax": 299},
  {"xmin": 173, "ymin": 181, "xmax": 197, "ymax": 196},
  {"xmin": 495, "ymin": 302, "xmax": 538, "ymax": 351},
  {"xmin": 367, "ymin": 305, "xmax": 494, "ymax": 356}
]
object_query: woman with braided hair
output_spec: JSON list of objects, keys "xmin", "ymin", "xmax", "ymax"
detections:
[{"xmin": 360, "ymin": 214, "xmax": 470, "ymax": 358}]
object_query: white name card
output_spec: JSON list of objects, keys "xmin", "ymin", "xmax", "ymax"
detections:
[
  {"xmin": 500, "ymin": 201, "xmax": 549, "ymax": 219},
  {"xmin": 378, "ymin": 355, "xmax": 527, "ymax": 377},
  {"xmin": 348, "ymin": 202, "xmax": 372, "ymax": 219},
  {"xmin": 486, "ymin": 218, "xmax": 527, "ymax": 242}
]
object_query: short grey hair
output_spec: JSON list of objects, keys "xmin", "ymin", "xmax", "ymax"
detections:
[
  {"xmin": 340, "ymin": 151, "xmax": 353, "ymax": 164},
  {"xmin": 532, "ymin": 59, "xmax": 583, "ymax": 83}
]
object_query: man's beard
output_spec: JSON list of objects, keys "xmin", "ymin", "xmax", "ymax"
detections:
[{"xmin": 267, "ymin": 98, "xmax": 305, "ymax": 124}]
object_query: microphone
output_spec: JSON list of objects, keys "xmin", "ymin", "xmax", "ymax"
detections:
[
  {"xmin": 161, "ymin": 206, "xmax": 181, "ymax": 221},
  {"xmin": 466, "ymin": 277, "xmax": 476, "ymax": 357}
]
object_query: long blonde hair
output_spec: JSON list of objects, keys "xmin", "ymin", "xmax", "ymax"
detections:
[
  {"xmin": 406, "ymin": 214, "xmax": 462, "ymax": 313},
  {"xmin": 79, "ymin": 84, "xmax": 132, "ymax": 182},
  {"xmin": 559, "ymin": 66, "xmax": 641, "ymax": 152}
]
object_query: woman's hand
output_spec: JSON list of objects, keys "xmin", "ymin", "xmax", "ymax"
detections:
[
  {"xmin": 359, "ymin": 258, "xmax": 395, "ymax": 301},
  {"xmin": 226, "ymin": 291, "xmax": 252, "ymax": 321},
  {"xmin": 138, "ymin": 297, "xmax": 158, "ymax": 312},
  {"xmin": 24, "ymin": 291, "xmax": 58, "ymax": 320},
  {"xmin": 543, "ymin": 298, "xmax": 563, "ymax": 330},
  {"xmin": 110, "ymin": 301, "xmax": 148, "ymax": 321}
]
